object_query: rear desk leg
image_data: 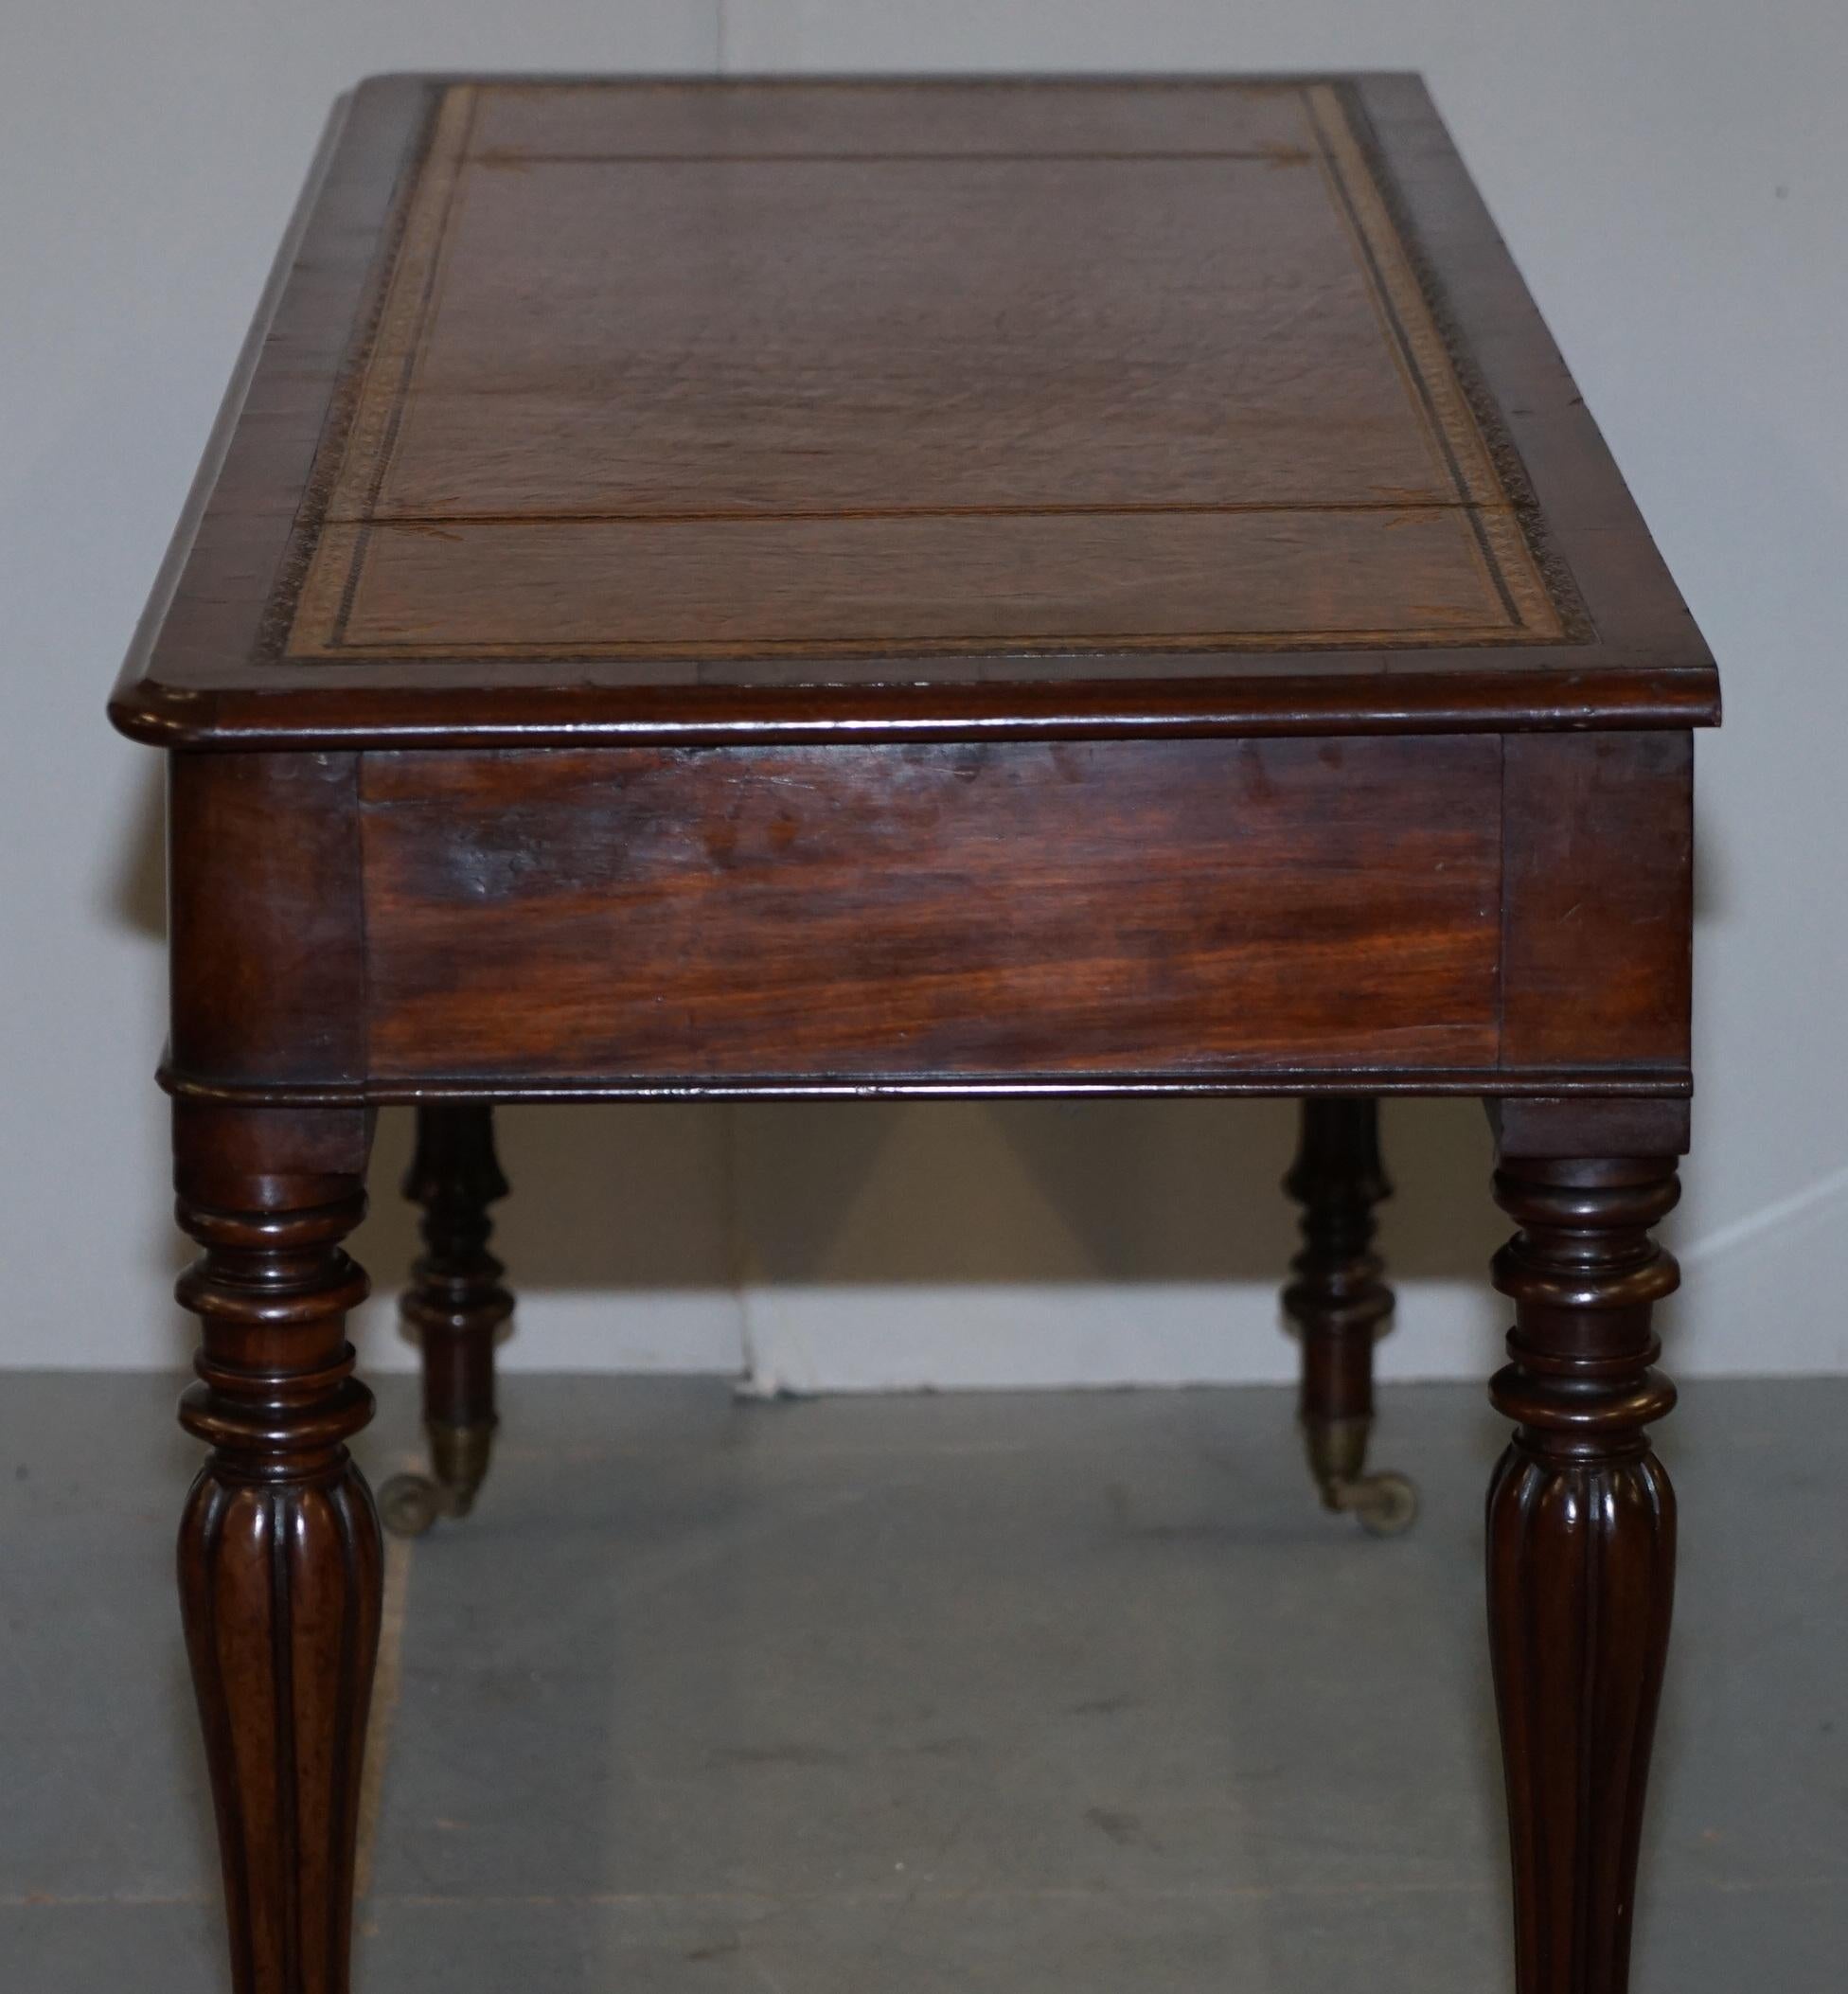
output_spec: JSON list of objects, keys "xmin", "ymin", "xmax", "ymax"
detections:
[
  {"xmin": 1281, "ymin": 1097, "xmax": 1417, "ymax": 1536},
  {"xmin": 379, "ymin": 1105, "xmax": 513, "ymax": 1540}
]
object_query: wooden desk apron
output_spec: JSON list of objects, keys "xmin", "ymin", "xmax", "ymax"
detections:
[
  {"xmin": 110, "ymin": 71, "xmax": 1716, "ymax": 1994},
  {"xmin": 165, "ymin": 730, "xmax": 1690, "ymax": 1100}
]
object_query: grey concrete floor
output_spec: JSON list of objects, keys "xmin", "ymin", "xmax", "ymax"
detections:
[{"xmin": 1, "ymin": 1374, "xmax": 1842, "ymax": 1990}]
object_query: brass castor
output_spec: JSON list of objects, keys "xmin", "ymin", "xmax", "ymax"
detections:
[
  {"xmin": 1305, "ymin": 1414, "xmax": 1419, "ymax": 1538},
  {"xmin": 1324, "ymin": 1468, "xmax": 1420, "ymax": 1539},
  {"xmin": 377, "ymin": 1419, "xmax": 494, "ymax": 1540},
  {"xmin": 378, "ymin": 1471, "xmax": 445, "ymax": 1540}
]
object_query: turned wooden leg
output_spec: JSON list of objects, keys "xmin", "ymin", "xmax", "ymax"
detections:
[
  {"xmin": 378, "ymin": 1104, "xmax": 512, "ymax": 1540},
  {"xmin": 1281, "ymin": 1096, "xmax": 1416, "ymax": 1535},
  {"xmin": 1488, "ymin": 1151, "xmax": 1680, "ymax": 1994},
  {"xmin": 173, "ymin": 1104, "xmax": 381, "ymax": 1994}
]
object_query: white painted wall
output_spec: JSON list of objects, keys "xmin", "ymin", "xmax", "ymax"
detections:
[{"xmin": 5, "ymin": 2, "xmax": 1844, "ymax": 1385}]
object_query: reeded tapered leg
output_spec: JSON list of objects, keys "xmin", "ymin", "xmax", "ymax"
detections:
[
  {"xmin": 379, "ymin": 1104, "xmax": 512, "ymax": 1539},
  {"xmin": 1281, "ymin": 1096, "xmax": 1416, "ymax": 1535},
  {"xmin": 173, "ymin": 1105, "xmax": 381, "ymax": 1994},
  {"xmin": 1488, "ymin": 1153, "xmax": 1680, "ymax": 1994}
]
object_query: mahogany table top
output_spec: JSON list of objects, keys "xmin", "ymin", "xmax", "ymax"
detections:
[{"xmin": 112, "ymin": 74, "xmax": 1715, "ymax": 752}]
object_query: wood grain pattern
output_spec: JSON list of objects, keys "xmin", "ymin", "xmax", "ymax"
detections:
[
  {"xmin": 1501, "ymin": 734, "xmax": 1693, "ymax": 1071},
  {"xmin": 168, "ymin": 753, "xmax": 366, "ymax": 1088},
  {"xmin": 358, "ymin": 737, "xmax": 1503, "ymax": 1081},
  {"xmin": 151, "ymin": 735, "xmax": 1700, "ymax": 1110}
]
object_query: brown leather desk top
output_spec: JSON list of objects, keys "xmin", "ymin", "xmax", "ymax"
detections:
[{"xmin": 112, "ymin": 75, "xmax": 1715, "ymax": 749}]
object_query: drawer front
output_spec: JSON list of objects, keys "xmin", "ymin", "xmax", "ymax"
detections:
[{"xmin": 359, "ymin": 738, "xmax": 1502, "ymax": 1082}]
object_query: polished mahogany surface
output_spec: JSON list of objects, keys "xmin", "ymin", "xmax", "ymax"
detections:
[
  {"xmin": 357, "ymin": 736, "xmax": 1503, "ymax": 1081},
  {"xmin": 111, "ymin": 75, "xmax": 1716, "ymax": 747}
]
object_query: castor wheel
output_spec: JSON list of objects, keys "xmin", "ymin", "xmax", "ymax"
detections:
[
  {"xmin": 1331, "ymin": 1469, "xmax": 1420, "ymax": 1539},
  {"xmin": 378, "ymin": 1471, "xmax": 445, "ymax": 1540}
]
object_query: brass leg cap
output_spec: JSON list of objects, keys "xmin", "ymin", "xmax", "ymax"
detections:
[{"xmin": 427, "ymin": 1419, "xmax": 495, "ymax": 1518}]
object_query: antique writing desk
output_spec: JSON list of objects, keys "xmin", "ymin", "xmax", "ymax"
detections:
[{"xmin": 110, "ymin": 75, "xmax": 1717, "ymax": 1994}]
